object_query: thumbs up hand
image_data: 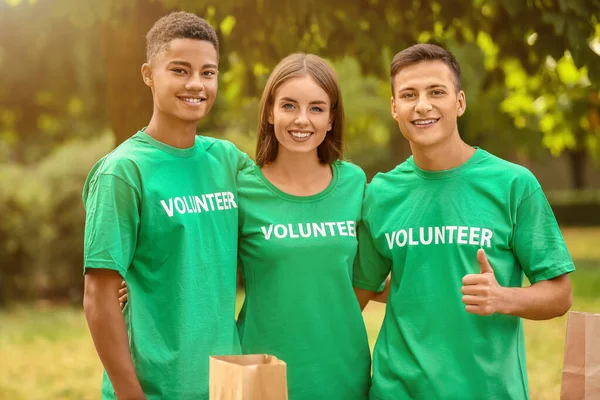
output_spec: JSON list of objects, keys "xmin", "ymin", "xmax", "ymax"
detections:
[
  {"xmin": 477, "ymin": 248, "xmax": 494, "ymax": 274},
  {"xmin": 461, "ymin": 249, "xmax": 506, "ymax": 316}
]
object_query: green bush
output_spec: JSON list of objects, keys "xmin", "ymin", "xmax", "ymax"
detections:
[{"xmin": 0, "ymin": 134, "xmax": 113, "ymax": 305}]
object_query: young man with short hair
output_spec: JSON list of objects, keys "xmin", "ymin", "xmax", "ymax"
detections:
[
  {"xmin": 354, "ymin": 44, "xmax": 574, "ymax": 399},
  {"xmin": 83, "ymin": 12, "xmax": 249, "ymax": 400}
]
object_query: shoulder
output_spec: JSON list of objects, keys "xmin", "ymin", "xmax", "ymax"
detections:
[
  {"xmin": 237, "ymin": 163, "xmax": 260, "ymax": 185},
  {"xmin": 362, "ymin": 158, "xmax": 412, "ymax": 216},
  {"xmin": 198, "ymin": 135, "xmax": 253, "ymax": 170},
  {"xmin": 476, "ymin": 150, "xmax": 540, "ymax": 196},
  {"xmin": 335, "ymin": 160, "xmax": 367, "ymax": 185},
  {"xmin": 197, "ymin": 135, "xmax": 240, "ymax": 155},
  {"xmin": 477, "ymin": 150, "xmax": 534, "ymax": 177},
  {"xmin": 367, "ymin": 158, "xmax": 412, "ymax": 193},
  {"xmin": 88, "ymin": 136, "xmax": 147, "ymax": 180},
  {"xmin": 83, "ymin": 135, "xmax": 151, "ymax": 201}
]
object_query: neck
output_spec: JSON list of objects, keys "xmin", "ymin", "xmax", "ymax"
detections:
[
  {"xmin": 262, "ymin": 148, "xmax": 332, "ymax": 195},
  {"xmin": 270, "ymin": 149, "xmax": 325, "ymax": 182},
  {"xmin": 144, "ymin": 107, "xmax": 199, "ymax": 148},
  {"xmin": 410, "ymin": 131, "xmax": 475, "ymax": 171}
]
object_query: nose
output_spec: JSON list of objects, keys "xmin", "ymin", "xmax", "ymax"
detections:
[
  {"xmin": 294, "ymin": 109, "xmax": 309, "ymax": 126},
  {"xmin": 415, "ymin": 95, "xmax": 433, "ymax": 114},
  {"xmin": 185, "ymin": 74, "xmax": 205, "ymax": 92}
]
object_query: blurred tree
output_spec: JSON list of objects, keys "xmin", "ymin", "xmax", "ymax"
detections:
[
  {"xmin": 0, "ymin": 0, "xmax": 107, "ymax": 163},
  {"xmin": 9, "ymin": 0, "xmax": 594, "ymax": 143},
  {"xmin": 0, "ymin": 0, "xmax": 598, "ymax": 167},
  {"xmin": 501, "ymin": 53, "xmax": 599, "ymax": 188},
  {"xmin": 0, "ymin": 133, "xmax": 112, "ymax": 305}
]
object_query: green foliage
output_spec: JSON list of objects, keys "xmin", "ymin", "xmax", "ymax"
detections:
[
  {"xmin": 499, "ymin": 50, "xmax": 599, "ymax": 189},
  {"xmin": 0, "ymin": 134, "xmax": 113, "ymax": 305},
  {"xmin": 334, "ymin": 57, "xmax": 399, "ymax": 172},
  {"xmin": 1, "ymin": 0, "xmax": 599, "ymax": 158},
  {"xmin": 0, "ymin": 0, "xmax": 108, "ymax": 163}
]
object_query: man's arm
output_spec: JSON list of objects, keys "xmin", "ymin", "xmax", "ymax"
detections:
[
  {"xmin": 462, "ymin": 249, "xmax": 572, "ymax": 320},
  {"xmin": 83, "ymin": 269, "xmax": 145, "ymax": 400},
  {"xmin": 354, "ymin": 275, "xmax": 391, "ymax": 311},
  {"xmin": 496, "ymin": 274, "xmax": 571, "ymax": 320},
  {"xmin": 354, "ymin": 288, "xmax": 377, "ymax": 311}
]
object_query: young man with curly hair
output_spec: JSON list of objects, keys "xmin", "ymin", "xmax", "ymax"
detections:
[{"xmin": 82, "ymin": 12, "xmax": 250, "ymax": 400}]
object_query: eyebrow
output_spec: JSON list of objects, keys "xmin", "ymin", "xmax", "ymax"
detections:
[
  {"xmin": 167, "ymin": 61, "xmax": 218, "ymax": 69},
  {"xmin": 279, "ymin": 97, "xmax": 329, "ymax": 105},
  {"xmin": 397, "ymin": 84, "xmax": 449, "ymax": 94}
]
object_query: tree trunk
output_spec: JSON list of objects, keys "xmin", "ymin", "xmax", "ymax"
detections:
[
  {"xmin": 101, "ymin": 0, "xmax": 166, "ymax": 146},
  {"xmin": 566, "ymin": 148, "xmax": 587, "ymax": 190}
]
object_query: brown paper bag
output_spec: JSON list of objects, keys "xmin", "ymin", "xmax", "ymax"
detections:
[
  {"xmin": 209, "ymin": 354, "xmax": 288, "ymax": 400},
  {"xmin": 560, "ymin": 311, "xmax": 600, "ymax": 399}
]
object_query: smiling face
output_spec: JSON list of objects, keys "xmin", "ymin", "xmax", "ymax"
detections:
[
  {"xmin": 391, "ymin": 60, "xmax": 466, "ymax": 149},
  {"xmin": 268, "ymin": 74, "xmax": 333, "ymax": 158},
  {"xmin": 141, "ymin": 38, "xmax": 218, "ymax": 124}
]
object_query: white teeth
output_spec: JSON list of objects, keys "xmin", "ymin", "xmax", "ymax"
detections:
[
  {"xmin": 290, "ymin": 131, "xmax": 312, "ymax": 138},
  {"xmin": 181, "ymin": 97, "xmax": 203, "ymax": 103},
  {"xmin": 413, "ymin": 119, "xmax": 437, "ymax": 125}
]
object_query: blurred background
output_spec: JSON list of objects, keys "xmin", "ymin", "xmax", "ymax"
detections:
[{"xmin": 0, "ymin": 0, "xmax": 599, "ymax": 398}]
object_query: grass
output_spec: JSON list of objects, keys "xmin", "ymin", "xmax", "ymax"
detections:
[
  {"xmin": 0, "ymin": 307, "xmax": 99, "ymax": 400},
  {"xmin": 0, "ymin": 227, "xmax": 598, "ymax": 399}
]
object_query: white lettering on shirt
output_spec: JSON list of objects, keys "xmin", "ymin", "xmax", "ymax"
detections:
[
  {"xmin": 215, "ymin": 192, "xmax": 224, "ymax": 210},
  {"xmin": 261, "ymin": 225, "xmax": 274, "ymax": 240},
  {"xmin": 347, "ymin": 221, "xmax": 356, "ymax": 237},
  {"xmin": 384, "ymin": 226, "xmax": 494, "ymax": 249},
  {"xmin": 159, "ymin": 192, "xmax": 238, "ymax": 218},
  {"xmin": 260, "ymin": 221, "xmax": 358, "ymax": 240},
  {"xmin": 457, "ymin": 226, "xmax": 469, "ymax": 244}
]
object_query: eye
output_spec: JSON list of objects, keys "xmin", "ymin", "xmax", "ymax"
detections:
[
  {"xmin": 282, "ymin": 103, "xmax": 295, "ymax": 110},
  {"xmin": 401, "ymin": 93, "xmax": 415, "ymax": 99},
  {"xmin": 202, "ymin": 70, "xmax": 217, "ymax": 77},
  {"xmin": 310, "ymin": 106, "xmax": 324, "ymax": 112},
  {"xmin": 171, "ymin": 68, "xmax": 186, "ymax": 74},
  {"xmin": 431, "ymin": 90, "xmax": 445, "ymax": 96}
]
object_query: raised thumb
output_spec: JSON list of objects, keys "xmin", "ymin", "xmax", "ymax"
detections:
[{"xmin": 477, "ymin": 248, "xmax": 493, "ymax": 274}]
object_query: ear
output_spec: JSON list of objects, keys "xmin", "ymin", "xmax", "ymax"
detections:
[
  {"xmin": 267, "ymin": 109, "xmax": 274, "ymax": 125},
  {"xmin": 390, "ymin": 96, "xmax": 398, "ymax": 119},
  {"xmin": 457, "ymin": 90, "xmax": 466, "ymax": 117},
  {"xmin": 141, "ymin": 63, "xmax": 153, "ymax": 88},
  {"xmin": 327, "ymin": 115, "xmax": 333, "ymax": 132}
]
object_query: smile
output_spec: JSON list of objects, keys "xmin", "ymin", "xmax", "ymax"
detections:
[
  {"xmin": 289, "ymin": 131, "xmax": 313, "ymax": 139},
  {"xmin": 178, "ymin": 97, "xmax": 206, "ymax": 104},
  {"xmin": 412, "ymin": 118, "xmax": 439, "ymax": 127}
]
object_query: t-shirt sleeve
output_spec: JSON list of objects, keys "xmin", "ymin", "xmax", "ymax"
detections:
[
  {"xmin": 236, "ymin": 172, "xmax": 246, "ymax": 233},
  {"xmin": 512, "ymin": 187, "xmax": 575, "ymax": 284},
  {"xmin": 83, "ymin": 173, "xmax": 140, "ymax": 277},
  {"xmin": 232, "ymin": 143, "xmax": 253, "ymax": 172},
  {"xmin": 352, "ymin": 214, "xmax": 392, "ymax": 292}
]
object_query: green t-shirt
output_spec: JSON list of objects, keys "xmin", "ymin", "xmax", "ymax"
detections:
[
  {"xmin": 83, "ymin": 130, "xmax": 250, "ymax": 400},
  {"xmin": 236, "ymin": 161, "xmax": 372, "ymax": 400},
  {"xmin": 353, "ymin": 148, "xmax": 574, "ymax": 400}
]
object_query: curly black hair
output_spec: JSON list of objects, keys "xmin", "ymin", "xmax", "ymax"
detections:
[{"xmin": 146, "ymin": 11, "xmax": 219, "ymax": 62}]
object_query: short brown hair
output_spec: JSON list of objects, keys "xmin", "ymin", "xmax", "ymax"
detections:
[
  {"xmin": 390, "ymin": 44, "xmax": 461, "ymax": 93},
  {"xmin": 256, "ymin": 53, "xmax": 344, "ymax": 166},
  {"xmin": 146, "ymin": 11, "xmax": 219, "ymax": 62}
]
